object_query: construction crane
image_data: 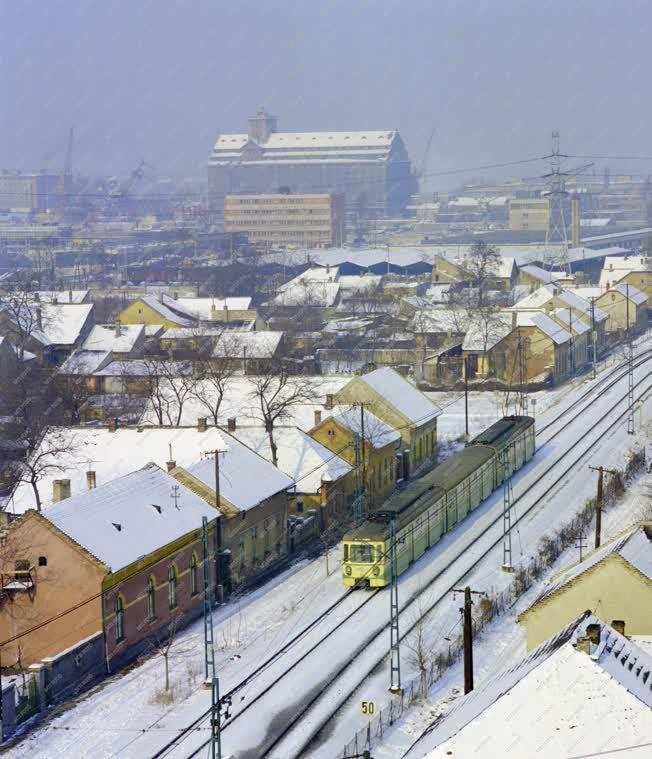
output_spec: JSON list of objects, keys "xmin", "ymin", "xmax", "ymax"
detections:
[{"xmin": 418, "ymin": 127, "xmax": 437, "ymax": 194}]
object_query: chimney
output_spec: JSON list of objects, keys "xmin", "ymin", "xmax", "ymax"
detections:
[
  {"xmin": 210, "ymin": 303, "xmax": 218, "ymax": 321},
  {"xmin": 611, "ymin": 619, "xmax": 626, "ymax": 636},
  {"xmin": 227, "ymin": 417, "xmax": 236, "ymax": 432},
  {"xmin": 33, "ymin": 292, "xmax": 40, "ymax": 302},
  {"xmin": 586, "ymin": 623, "xmax": 601, "ymax": 645},
  {"xmin": 86, "ymin": 470, "xmax": 97, "ymax": 490},
  {"xmin": 52, "ymin": 296, "xmax": 58, "ymax": 305},
  {"xmin": 52, "ymin": 479, "xmax": 71, "ymax": 503},
  {"xmin": 36, "ymin": 307, "xmax": 43, "ymax": 330},
  {"xmin": 198, "ymin": 417, "xmax": 207, "ymax": 432},
  {"xmin": 173, "ymin": 291, "xmax": 178, "ymax": 300},
  {"xmin": 325, "ymin": 393, "xmax": 334, "ymax": 409},
  {"xmin": 166, "ymin": 459, "xmax": 176, "ymax": 472},
  {"xmin": 114, "ymin": 319, "xmax": 121, "ymax": 338},
  {"xmin": 68, "ymin": 289, "xmax": 73, "ymax": 303},
  {"xmin": 511, "ymin": 311, "xmax": 517, "ymax": 330},
  {"xmin": 314, "ymin": 409, "xmax": 322, "ymax": 426},
  {"xmin": 158, "ymin": 291, "xmax": 164, "ymax": 303},
  {"xmin": 108, "ymin": 417, "xmax": 118, "ymax": 432}
]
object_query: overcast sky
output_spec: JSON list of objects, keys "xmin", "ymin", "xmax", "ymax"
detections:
[{"xmin": 2, "ymin": 0, "xmax": 650, "ymax": 188}]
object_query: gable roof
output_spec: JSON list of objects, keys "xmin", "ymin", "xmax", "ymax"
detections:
[
  {"xmin": 406, "ymin": 614, "xmax": 652, "ymax": 759},
  {"xmin": 462, "ymin": 312, "xmax": 513, "ymax": 351},
  {"xmin": 181, "ymin": 433, "xmax": 293, "ymax": 511},
  {"xmin": 138, "ymin": 296, "xmax": 194, "ymax": 327},
  {"xmin": 354, "ymin": 367, "xmax": 440, "ymax": 425},
  {"xmin": 232, "ymin": 426, "xmax": 352, "ymax": 493},
  {"xmin": 323, "ymin": 406, "xmax": 401, "ymax": 450},
  {"xmin": 520, "ymin": 264, "xmax": 571, "ymax": 284},
  {"xmin": 599, "ymin": 255, "xmax": 651, "ymax": 289},
  {"xmin": 212, "ymin": 331, "xmax": 284, "ymax": 359},
  {"xmin": 82, "ymin": 324, "xmax": 144, "ymax": 353},
  {"xmin": 174, "ymin": 297, "xmax": 253, "ymax": 320},
  {"xmin": 612, "ymin": 283, "xmax": 648, "ymax": 305},
  {"xmin": 41, "ymin": 465, "xmax": 217, "ymax": 572},
  {"xmin": 515, "ymin": 284, "xmax": 608, "ymax": 322},
  {"xmin": 522, "ymin": 523, "xmax": 652, "ymax": 613},
  {"xmin": 549, "ymin": 308, "xmax": 589, "ymax": 337}
]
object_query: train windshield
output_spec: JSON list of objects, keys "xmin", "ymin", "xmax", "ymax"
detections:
[{"xmin": 350, "ymin": 543, "xmax": 376, "ymax": 563}]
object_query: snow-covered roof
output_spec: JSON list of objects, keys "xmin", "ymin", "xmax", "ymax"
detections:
[
  {"xmin": 411, "ymin": 614, "xmax": 652, "ymax": 759},
  {"xmin": 411, "ymin": 309, "xmax": 465, "ymax": 334},
  {"xmin": 212, "ymin": 331, "xmax": 284, "ymax": 359},
  {"xmin": 34, "ymin": 289, "xmax": 89, "ymax": 304},
  {"xmin": 462, "ymin": 312, "xmax": 512, "ymax": 351},
  {"xmin": 92, "ymin": 359, "xmax": 192, "ymax": 377},
  {"xmin": 519, "ymin": 310, "xmax": 572, "ymax": 343},
  {"xmin": 283, "ymin": 267, "xmax": 340, "ymax": 285},
  {"xmin": 269, "ymin": 280, "xmax": 340, "ymax": 307},
  {"xmin": 355, "ymin": 367, "xmax": 440, "ymax": 425},
  {"xmin": 82, "ymin": 324, "xmax": 144, "ymax": 353},
  {"xmin": 337, "ymin": 274, "xmax": 382, "ymax": 291},
  {"xmin": 515, "ymin": 284, "xmax": 608, "ymax": 322},
  {"xmin": 520, "ymin": 265, "xmax": 572, "ymax": 284},
  {"xmin": 174, "ymin": 297, "xmax": 253, "ymax": 320},
  {"xmin": 448, "ymin": 196, "xmax": 479, "ymax": 208},
  {"xmin": 138, "ymin": 295, "xmax": 194, "ymax": 326},
  {"xmin": 549, "ymin": 308, "xmax": 589, "ymax": 336},
  {"xmin": 325, "ymin": 407, "xmax": 400, "ymax": 449},
  {"xmin": 527, "ymin": 523, "xmax": 652, "ymax": 610},
  {"xmin": 59, "ymin": 349, "xmax": 112, "ymax": 375},
  {"xmin": 599, "ymin": 255, "xmax": 651, "ymax": 289},
  {"xmin": 183, "ymin": 434, "xmax": 293, "ymax": 511},
  {"xmin": 7, "ymin": 426, "xmax": 229, "ymax": 514},
  {"xmin": 41, "ymin": 465, "xmax": 218, "ymax": 572},
  {"xmin": 1, "ymin": 302, "xmax": 94, "ymax": 348},
  {"xmin": 612, "ymin": 283, "xmax": 648, "ymax": 305},
  {"xmin": 232, "ymin": 426, "xmax": 352, "ymax": 493},
  {"xmin": 323, "ymin": 317, "xmax": 374, "ymax": 333}
]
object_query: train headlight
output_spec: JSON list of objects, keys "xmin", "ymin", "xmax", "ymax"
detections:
[
  {"xmin": 345, "ymin": 565, "xmax": 352, "ymax": 576},
  {"xmin": 372, "ymin": 566, "xmax": 380, "ymax": 577}
]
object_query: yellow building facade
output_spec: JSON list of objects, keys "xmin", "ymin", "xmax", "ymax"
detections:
[
  {"xmin": 224, "ymin": 193, "xmax": 345, "ymax": 248},
  {"xmin": 508, "ymin": 198, "xmax": 550, "ymax": 231}
]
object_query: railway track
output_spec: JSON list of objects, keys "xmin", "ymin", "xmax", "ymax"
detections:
[
  {"xmin": 155, "ymin": 353, "xmax": 652, "ymax": 759},
  {"xmin": 256, "ymin": 370, "xmax": 652, "ymax": 758}
]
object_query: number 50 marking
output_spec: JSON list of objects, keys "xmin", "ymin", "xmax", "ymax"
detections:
[{"xmin": 361, "ymin": 701, "xmax": 375, "ymax": 716}]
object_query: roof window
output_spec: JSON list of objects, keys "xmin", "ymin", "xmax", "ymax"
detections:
[{"xmin": 112, "ymin": 522, "xmax": 122, "ymax": 532}]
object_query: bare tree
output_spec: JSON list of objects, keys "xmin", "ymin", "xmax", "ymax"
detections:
[
  {"xmin": 248, "ymin": 365, "xmax": 316, "ymax": 467},
  {"xmin": 405, "ymin": 600, "xmax": 434, "ymax": 697},
  {"xmin": 458, "ymin": 239, "xmax": 501, "ymax": 308},
  {"xmin": 142, "ymin": 358, "xmax": 195, "ymax": 426},
  {"xmin": 189, "ymin": 334, "xmax": 238, "ymax": 425}
]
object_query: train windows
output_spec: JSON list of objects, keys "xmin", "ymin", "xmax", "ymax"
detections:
[
  {"xmin": 344, "ymin": 544, "xmax": 349, "ymax": 562},
  {"xmin": 350, "ymin": 543, "xmax": 375, "ymax": 563}
]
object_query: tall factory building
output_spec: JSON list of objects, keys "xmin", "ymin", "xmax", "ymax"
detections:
[{"xmin": 208, "ymin": 110, "xmax": 417, "ymax": 220}]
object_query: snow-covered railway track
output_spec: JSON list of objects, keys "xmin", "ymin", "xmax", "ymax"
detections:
[{"xmin": 251, "ymin": 372, "xmax": 652, "ymax": 759}]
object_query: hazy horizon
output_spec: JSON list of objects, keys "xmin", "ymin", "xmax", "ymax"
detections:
[{"xmin": 2, "ymin": 0, "xmax": 651, "ymax": 188}]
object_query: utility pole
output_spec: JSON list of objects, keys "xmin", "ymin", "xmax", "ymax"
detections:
[
  {"xmin": 517, "ymin": 335, "xmax": 528, "ymax": 413},
  {"xmin": 389, "ymin": 519, "xmax": 402, "ymax": 693},
  {"xmin": 576, "ymin": 531, "xmax": 587, "ymax": 562},
  {"xmin": 568, "ymin": 307, "xmax": 574, "ymax": 375},
  {"xmin": 209, "ymin": 675, "xmax": 232, "ymax": 759},
  {"xmin": 203, "ymin": 449, "xmax": 225, "ymax": 600},
  {"xmin": 588, "ymin": 465, "xmax": 619, "ymax": 548},
  {"xmin": 544, "ymin": 131, "xmax": 569, "ymax": 271},
  {"xmin": 452, "ymin": 586, "xmax": 485, "ymax": 694},
  {"xmin": 202, "ymin": 516, "xmax": 215, "ymax": 681},
  {"xmin": 500, "ymin": 447, "xmax": 514, "ymax": 572},
  {"xmin": 463, "ymin": 356, "xmax": 469, "ymax": 439},
  {"xmin": 590, "ymin": 297, "xmax": 597, "ymax": 379},
  {"xmin": 359, "ymin": 403, "xmax": 367, "ymax": 490},
  {"xmin": 626, "ymin": 283, "xmax": 635, "ymax": 435}
]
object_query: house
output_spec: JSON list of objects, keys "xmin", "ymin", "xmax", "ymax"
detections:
[
  {"xmin": 158, "ymin": 323, "xmax": 256, "ymax": 356},
  {"xmin": 33, "ymin": 289, "xmax": 90, "ymax": 305},
  {"xmin": 518, "ymin": 264, "xmax": 575, "ymax": 291},
  {"xmin": 173, "ymin": 296, "xmax": 258, "ymax": 325},
  {"xmin": 404, "ymin": 614, "xmax": 652, "ymax": 759},
  {"xmin": 549, "ymin": 307, "xmax": 590, "ymax": 371},
  {"xmin": 599, "ymin": 254, "xmax": 652, "ymax": 300},
  {"xmin": 410, "ymin": 309, "xmax": 466, "ymax": 349},
  {"xmin": 211, "ymin": 330, "xmax": 285, "ymax": 373},
  {"xmin": 463, "ymin": 311, "xmax": 574, "ymax": 384},
  {"xmin": 230, "ymin": 421, "xmax": 353, "ymax": 532},
  {"xmin": 0, "ymin": 465, "xmax": 219, "ymax": 669},
  {"xmin": 310, "ymin": 405, "xmax": 400, "ymax": 507},
  {"xmin": 518, "ymin": 522, "xmax": 652, "ymax": 651},
  {"xmin": 333, "ymin": 367, "xmax": 439, "ymax": 476},
  {"xmin": 6, "ymin": 424, "xmax": 229, "ymax": 515},
  {"xmin": 0, "ymin": 302, "xmax": 95, "ymax": 364},
  {"xmin": 596, "ymin": 284, "xmax": 648, "ymax": 335},
  {"xmin": 81, "ymin": 323, "xmax": 146, "ymax": 359},
  {"xmin": 171, "ymin": 432, "xmax": 294, "ymax": 589},
  {"xmin": 514, "ymin": 284, "xmax": 608, "ymax": 354},
  {"xmin": 117, "ymin": 294, "xmax": 195, "ymax": 330}
]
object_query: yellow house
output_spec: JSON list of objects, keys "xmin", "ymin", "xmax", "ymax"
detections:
[
  {"xmin": 518, "ymin": 522, "xmax": 652, "ymax": 651},
  {"xmin": 595, "ymin": 284, "xmax": 648, "ymax": 334},
  {"xmin": 599, "ymin": 255, "xmax": 652, "ymax": 301},
  {"xmin": 332, "ymin": 367, "xmax": 439, "ymax": 475},
  {"xmin": 118, "ymin": 294, "xmax": 195, "ymax": 331},
  {"xmin": 310, "ymin": 406, "xmax": 399, "ymax": 508}
]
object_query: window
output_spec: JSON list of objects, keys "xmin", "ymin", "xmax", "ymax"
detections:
[
  {"xmin": 190, "ymin": 554, "xmax": 198, "ymax": 596},
  {"xmin": 350, "ymin": 543, "xmax": 375, "ymax": 563},
  {"xmin": 297, "ymin": 501, "xmax": 304, "ymax": 513},
  {"xmin": 38, "ymin": 556, "xmax": 47, "ymax": 567},
  {"xmin": 168, "ymin": 565, "xmax": 177, "ymax": 609},
  {"xmin": 115, "ymin": 597, "xmax": 125, "ymax": 643},
  {"xmin": 14, "ymin": 559, "xmax": 30, "ymax": 582},
  {"xmin": 147, "ymin": 578, "xmax": 156, "ymax": 621},
  {"xmin": 251, "ymin": 527, "xmax": 258, "ymax": 564},
  {"xmin": 264, "ymin": 519, "xmax": 271, "ymax": 554}
]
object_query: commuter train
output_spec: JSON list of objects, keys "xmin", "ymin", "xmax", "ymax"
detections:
[{"xmin": 342, "ymin": 416, "xmax": 536, "ymax": 588}]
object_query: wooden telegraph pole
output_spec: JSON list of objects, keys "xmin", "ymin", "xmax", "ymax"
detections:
[
  {"xmin": 452, "ymin": 586, "xmax": 485, "ymax": 694},
  {"xmin": 588, "ymin": 465, "xmax": 619, "ymax": 548}
]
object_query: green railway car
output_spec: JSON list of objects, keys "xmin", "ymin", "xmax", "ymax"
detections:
[{"xmin": 342, "ymin": 416, "xmax": 535, "ymax": 588}]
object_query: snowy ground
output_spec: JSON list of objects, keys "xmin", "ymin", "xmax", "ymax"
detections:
[{"xmin": 6, "ymin": 339, "xmax": 652, "ymax": 759}]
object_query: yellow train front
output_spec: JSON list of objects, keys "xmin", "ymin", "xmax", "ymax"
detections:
[{"xmin": 342, "ymin": 415, "xmax": 536, "ymax": 588}]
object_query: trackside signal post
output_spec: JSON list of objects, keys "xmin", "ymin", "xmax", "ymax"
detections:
[
  {"xmin": 589, "ymin": 465, "xmax": 619, "ymax": 548},
  {"xmin": 389, "ymin": 519, "xmax": 402, "ymax": 693}
]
